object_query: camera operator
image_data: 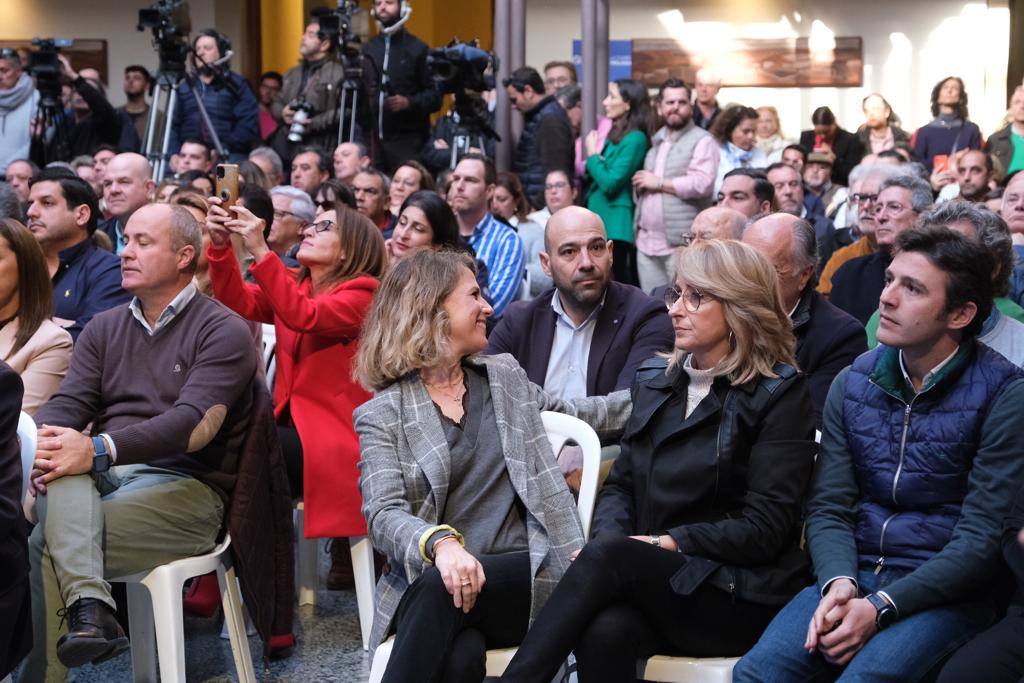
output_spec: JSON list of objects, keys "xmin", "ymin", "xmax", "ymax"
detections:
[
  {"xmin": 272, "ymin": 19, "xmax": 347, "ymax": 157},
  {"xmin": 362, "ymin": 0, "xmax": 442, "ymax": 174},
  {"xmin": 421, "ymin": 89, "xmax": 497, "ymax": 175},
  {"xmin": 166, "ymin": 29, "xmax": 259, "ymax": 163},
  {"xmin": 0, "ymin": 49, "xmax": 39, "ymax": 177},
  {"xmin": 58, "ymin": 58, "xmax": 134, "ymax": 160}
]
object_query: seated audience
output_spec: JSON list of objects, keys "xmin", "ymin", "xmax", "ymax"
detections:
[
  {"xmin": 269, "ymin": 186, "xmax": 317, "ymax": 266},
  {"xmin": 717, "ymin": 168, "xmax": 774, "ymax": 218},
  {"xmin": 526, "ymin": 168, "xmax": 578, "ymax": 230},
  {"xmin": 290, "ymin": 146, "xmax": 330, "ymax": 195},
  {"xmin": 0, "ymin": 359, "xmax": 28, "ymax": 680},
  {"xmin": 584, "ymin": 78, "xmax": 651, "ymax": 287},
  {"xmin": 21, "ymin": 203, "xmax": 263, "ymax": 680},
  {"xmin": 312, "ymin": 179, "xmax": 357, "ymax": 216},
  {"xmin": 388, "ymin": 160, "xmax": 434, "ymax": 221},
  {"xmin": 1001, "ymin": 172, "xmax": 1024, "ymax": 306},
  {"xmin": 501, "ymin": 239, "xmax": 817, "ymax": 682},
  {"xmin": 0, "ymin": 219, "xmax": 72, "ymax": 414},
  {"xmin": 492, "ymin": 171, "xmax": 549, "ymax": 296},
  {"xmin": 781, "ymin": 143, "xmax": 807, "ymax": 173},
  {"xmin": 986, "ymin": 85, "xmax": 1024, "ymax": 178},
  {"xmin": 487, "ymin": 204, "xmax": 673, "ymax": 401},
  {"xmin": 857, "ymin": 93, "xmax": 911, "ymax": 156},
  {"xmin": 451, "ymin": 154, "xmax": 524, "ymax": 317},
  {"xmin": 238, "ymin": 159, "xmax": 271, "ymax": 190},
  {"xmin": 937, "ymin": 482, "xmax": 1024, "ymax": 683},
  {"xmin": 633, "ymin": 78, "xmax": 719, "ymax": 292},
  {"xmin": 691, "ymin": 206, "xmax": 748, "ymax": 243},
  {"xmin": 799, "ymin": 106, "xmax": 864, "ymax": 186},
  {"xmin": 830, "ymin": 172, "xmax": 932, "ymax": 324},
  {"xmin": 0, "ymin": 183, "xmax": 22, "ymax": 220},
  {"xmin": 353, "ymin": 248, "xmax": 630, "ymax": 679},
  {"xmin": 27, "ymin": 168, "xmax": 128, "ymax": 341},
  {"xmin": 332, "ymin": 141, "xmax": 371, "ymax": 187},
  {"xmin": 249, "ymin": 146, "xmax": 286, "ymax": 187},
  {"xmin": 946, "ymin": 149, "xmax": 996, "ymax": 203},
  {"xmin": 5, "ymin": 160, "xmax": 37, "ymax": 213},
  {"xmin": 711, "ymin": 104, "xmax": 767, "ymax": 198},
  {"xmin": 154, "ymin": 178, "xmax": 183, "ymax": 203},
  {"xmin": 206, "ymin": 202, "xmax": 386, "ymax": 589},
  {"xmin": 755, "ymin": 105, "xmax": 790, "ymax": 162},
  {"xmin": 767, "ymin": 162, "xmax": 833, "ymax": 240},
  {"xmin": 70, "ymin": 155, "xmax": 100, "ymax": 197},
  {"xmin": 175, "ymin": 139, "xmax": 215, "ymax": 175},
  {"xmin": 735, "ymin": 226, "xmax": 1024, "ymax": 682},
  {"xmin": 99, "ymin": 153, "xmax": 155, "ymax": 254},
  {"xmin": 743, "ymin": 214, "xmax": 866, "ymax": 426},
  {"xmin": 914, "ymin": 76, "xmax": 983, "ymax": 172},
  {"xmin": 804, "ymin": 150, "xmax": 849, "ymax": 224},
  {"xmin": 178, "ymin": 169, "xmax": 214, "ymax": 196},
  {"xmin": 353, "ymin": 168, "xmax": 392, "ymax": 232}
]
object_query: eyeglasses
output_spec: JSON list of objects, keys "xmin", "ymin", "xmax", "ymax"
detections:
[
  {"xmin": 878, "ymin": 202, "xmax": 911, "ymax": 215},
  {"xmin": 851, "ymin": 193, "xmax": 879, "ymax": 204},
  {"xmin": 545, "ymin": 181, "xmax": 569, "ymax": 191},
  {"xmin": 304, "ymin": 219, "xmax": 336, "ymax": 234},
  {"xmin": 664, "ymin": 286, "xmax": 717, "ymax": 313}
]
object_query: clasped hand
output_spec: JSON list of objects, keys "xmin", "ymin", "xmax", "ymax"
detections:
[
  {"xmin": 206, "ymin": 198, "xmax": 270, "ymax": 262},
  {"xmin": 805, "ymin": 578, "xmax": 878, "ymax": 665},
  {"xmin": 433, "ymin": 541, "xmax": 486, "ymax": 614},
  {"xmin": 31, "ymin": 425, "xmax": 95, "ymax": 493}
]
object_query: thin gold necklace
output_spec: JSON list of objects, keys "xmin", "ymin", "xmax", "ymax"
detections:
[{"xmin": 424, "ymin": 370, "xmax": 466, "ymax": 405}]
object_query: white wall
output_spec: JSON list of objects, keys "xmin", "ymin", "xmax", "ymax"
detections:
[{"xmin": 525, "ymin": 0, "xmax": 1011, "ymax": 139}]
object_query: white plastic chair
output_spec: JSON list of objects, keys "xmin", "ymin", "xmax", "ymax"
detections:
[
  {"xmin": 111, "ymin": 534, "xmax": 256, "ymax": 683},
  {"xmin": 293, "ymin": 500, "xmax": 376, "ymax": 651},
  {"xmin": 261, "ymin": 323, "xmax": 277, "ymax": 388},
  {"xmin": 637, "ymin": 656, "xmax": 737, "ymax": 682},
  {"xmin": 17, "ymin": 411, "xmax": 36, "ymax": 501},
  {"xmin": 367, "ymin": 411, "xmax": 602, "ymax": 683}
]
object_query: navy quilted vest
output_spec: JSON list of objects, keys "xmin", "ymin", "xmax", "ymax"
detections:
[
  {"xmin": 513, "ymin": 96, "xmax": 570, "ymax": 203},
  {"xmin": 842, "ymin": 343, "xmax": 1023, "ymax": 572}
]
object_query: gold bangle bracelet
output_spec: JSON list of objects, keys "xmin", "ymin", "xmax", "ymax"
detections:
[{"xmin": 418, "ymin": 524, "xmax": 465, "ymax": 564}]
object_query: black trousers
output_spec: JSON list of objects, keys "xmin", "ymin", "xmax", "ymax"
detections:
[
  {"xmin": 500, "ymin": 535, "xmax": 780, "ymax": 683},
  {"xmin": 384, "ymin": 550, "xmax": 532, "ymax": 683},
  {"xmin": 937, "ymin": 613, "xmax": 1024, "ymax": 683},
  {"xmin": 611, "ymin": 240, "xmax": 639, "ymax": 287},
  {"xmin": 277, "ymin": 425, "xmax": 303, "ymax": 498}
]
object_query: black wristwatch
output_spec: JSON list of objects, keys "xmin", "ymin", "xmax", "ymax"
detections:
[
  {"xmin": 865, "ymin": 593, "xmax": 897, "ymax": 630},
  {"xmin": 91, "ymin": 436, "xmax": 112, "ymax": 473}
]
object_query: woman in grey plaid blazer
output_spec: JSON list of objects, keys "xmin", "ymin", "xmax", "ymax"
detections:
[{"xmin": 353, "ymin": 249, "xmax": 631, "ymax": 681}]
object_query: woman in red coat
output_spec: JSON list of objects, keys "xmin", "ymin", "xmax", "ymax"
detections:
[{"xmin": 205, "ymin": 202, "xmax": 387, "ymax": 544}]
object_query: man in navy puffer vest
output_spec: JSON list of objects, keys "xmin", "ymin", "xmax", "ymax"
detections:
[{"xmin": 736, "ymin": 226, "xmax": 1024, "ymax": 682}]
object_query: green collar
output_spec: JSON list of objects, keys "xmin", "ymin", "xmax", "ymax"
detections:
[{"xmin": 868, "ymin": 343, "xmax": 972, "ymax": 402}]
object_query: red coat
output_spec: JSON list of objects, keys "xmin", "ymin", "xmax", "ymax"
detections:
[{"xmin": 207, "ymin": 246, "xmax": 377, "ymax": 537}]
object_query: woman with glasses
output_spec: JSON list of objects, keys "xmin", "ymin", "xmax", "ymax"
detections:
[
  {"xmin": 312, "ymin": 179, "xmax": 357, "ymax": 217},
  {"xmin": 501, "ymin": 239, "xmax": 817, "ymax": 683},
  {"xmin": 205, "ymin": 201, "xmax": 387, "ymax": 549}
]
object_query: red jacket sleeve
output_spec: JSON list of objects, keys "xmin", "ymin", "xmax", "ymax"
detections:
[
  {"xmin": 206, "ymin": 244, "xmax": 275, "ymax": 324},
  {"xmin": 247, "ymin": 251, "xmax": 378, "ymax": 338}
]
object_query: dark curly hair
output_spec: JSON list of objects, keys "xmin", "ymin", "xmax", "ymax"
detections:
[
  {"xmin": 930, "ymin": 76, "xmax": 970, "ymax": 120},
  {"xmin": 710, "ymin": 104, "xmax": 759, "ymax": 146}
]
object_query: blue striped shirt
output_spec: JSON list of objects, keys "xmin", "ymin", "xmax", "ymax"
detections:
[{"xmin": 466, "ymin": 213, "xmax": 525, "ymax": 316}]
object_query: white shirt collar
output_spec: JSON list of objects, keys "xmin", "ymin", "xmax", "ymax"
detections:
[
  {"xmin": 899, "ymin": 345, "xmax": 959, "ymax": 392},
  {"xmin": 129, "ymin": 283, "xmax": 198, "ymax": 336}
]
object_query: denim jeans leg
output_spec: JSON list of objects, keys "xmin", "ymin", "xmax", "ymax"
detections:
[{"xmin": 733, "ymin": 585, "xmax": 840, "ymax": 683}]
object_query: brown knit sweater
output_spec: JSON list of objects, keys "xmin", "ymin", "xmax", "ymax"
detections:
[{"xmin": 35, "ymin": 293, "xmax": 259, "ymax": 495}]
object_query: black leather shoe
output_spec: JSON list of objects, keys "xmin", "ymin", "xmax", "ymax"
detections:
[{"xmin": 56, "ymin": 598, "xmax": 129, "ymax": 668}]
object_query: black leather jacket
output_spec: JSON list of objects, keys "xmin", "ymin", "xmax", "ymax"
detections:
[{"xmin": 592, "ymin": 356, "xmax": 817, "ymax": 605}]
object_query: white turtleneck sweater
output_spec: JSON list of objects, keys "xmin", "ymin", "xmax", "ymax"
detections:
[{"xmin": 683, "ymin": 354, "xmax": 716, "ymax": 418}]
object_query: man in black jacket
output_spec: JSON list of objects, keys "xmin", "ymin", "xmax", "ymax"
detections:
[
  {"xmin": 743, "ymin": 213, "xmax": 866, "ymax": 426},
  {"xmin": 54, "ymin": 56, "xmax": 124, "ymax": 162},
  {"xmin": 486, "ymin": 205, "xmax": 673, "ymax": 398},
  {"xmin": 0, "ymin": 363, "xmax": 30, "ymax": 679},
  {"xmin": 504, "ymin": 66, "xmax": 575, "ymax": 209},
  {"xmin": 362, "ymin": 0, "xmax": 442, "ymax": 173}
]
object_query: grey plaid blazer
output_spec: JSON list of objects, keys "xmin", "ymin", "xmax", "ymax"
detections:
[{"xmin": 354, "ymin": 353, "xmax": 631, "ymax": 652}]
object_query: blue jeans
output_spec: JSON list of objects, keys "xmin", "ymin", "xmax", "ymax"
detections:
[{"xmin": 733, "ymin": 569, "xmax": 996, "ymax": 683}]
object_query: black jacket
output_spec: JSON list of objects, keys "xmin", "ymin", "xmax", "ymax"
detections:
[
  {"xmin": 986, "ymin": 124, "xmax": 1016, "ymax": 178},
  {"xmin": 793, "ymin": 288, "xmax": 867, "ymax": 427},
  {"xmin": 591, "ymin": 357, "xmax": 816, "ymax": 605},
  {"xmin": 69, "ymin": 77, "xmax": 121, "ymax": 159},
  {"xmin": 829, "ymin": 251, "xmax": 890, "ymax": 325},
  {"xmin": 1006, "ymin": 482, "xmax": 1024, "ymax": 615},
  {"xmin": 513, "ymin": 96, "xmax": 574, "ymax": 209},
  {"xmin": 798, "ymin": 127, "xmax": 864, "ymax": 187},
  {"xmin": 485, "ymin": 281, "xmax": 674, "ymax": 396},
  {"xmin": 0, "ymin": 362, "xmax": 30, "ymax": 678},
  {"xmin": 362, "ymin": 29, "xmax": 442, "ymax": 141}
]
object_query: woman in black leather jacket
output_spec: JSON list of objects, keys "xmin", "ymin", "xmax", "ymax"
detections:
[{"xmin": 501, "ymin": 239, "xmax": 818, "ymax": 683}]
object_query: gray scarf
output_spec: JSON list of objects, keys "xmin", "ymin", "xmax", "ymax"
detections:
[{"xmin": 0, "ymin": 73, "xmax": 34, "ymax": 115}]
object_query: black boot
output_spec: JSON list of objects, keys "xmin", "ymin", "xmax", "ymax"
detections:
[
  {"xmin": 56, "ymin": 598, "xmax": 129, "ymax": 668},
  {"xmin": 326, "ymin": 538, "xmax": 354, "ymax": 590}
]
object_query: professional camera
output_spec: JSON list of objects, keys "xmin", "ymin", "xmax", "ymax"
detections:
[
  {"xmin": 427, "ymin": 41, "xmax": 496, "ymax": 96},
  {"xmin": 312, "ymin": 1, "xmax": 363, "ymax": 76},
  {"xmin": 28, "ymin": 37, "xmax": 73, "ymax": 108},
  {"xmin": 288, "ymin": 98, "xmax": 314, "ymax": 143},
  {"xmin": 137, "ymin": 0, "xmax": 192, "ymax": 75}
]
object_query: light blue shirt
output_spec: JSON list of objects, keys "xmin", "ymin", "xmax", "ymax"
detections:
[
  {"xmin": 128, "ymin": 282, "xmax": 198, "ymax": 336},
  {"xmin": 542, "ymin": 291, "xmax": 604, "ymax": 400}
]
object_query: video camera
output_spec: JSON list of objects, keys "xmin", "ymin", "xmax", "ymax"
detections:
[
  {"xmin": 312, "ymin": 1, "xmax": 363, "ymax": 76},
  {"xmin": 137, "ymin": 0, "xmax": 192, "ymax": 75},
  {"xmin": 427, "ymin": 41, "xmax": 497, "ymax": 96},
  {"xmin": 28, "ymin": 38, "xmax": 73, "ymax": 108}
]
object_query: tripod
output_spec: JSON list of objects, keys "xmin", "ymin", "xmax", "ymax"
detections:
[
  {"xmin": 335, "ymin": 71, "xmax": 362, "ymax": 147},
  {"xmin": 142, "ymin": 66, "xmax": 228, "ymax": 182},
  {"xmin": 446, "ymin": 96, "xmax": 499, "ymax": 169},
  {"xmin": 30, "ymin": 91, "xmax": 73, "ymax": 165}
]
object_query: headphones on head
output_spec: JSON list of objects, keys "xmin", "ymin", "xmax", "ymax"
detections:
[
  {"xmin": 372, "ymin": 0, "xmax": 412, "ymax": 33},
  {"xmin": 194, "ymin": 29, "xmax": 233, "ymax": 67}
]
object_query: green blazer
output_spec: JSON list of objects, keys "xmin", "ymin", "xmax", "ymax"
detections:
[{"xmin": 584, "ymin": 129, "xmax": 650, "ymax": 243}]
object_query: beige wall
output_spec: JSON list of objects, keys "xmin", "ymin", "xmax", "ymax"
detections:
[{"xmin": 525, "ymin": 0, "xmax": 1012, "ymax": 139}]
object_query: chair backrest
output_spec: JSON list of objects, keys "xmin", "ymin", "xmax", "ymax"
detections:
[
  {"xmin": 261, "ymin": 324, "xmax": 277, "ymax": 389},
  {"xmin": 539, "ymin": 411, "xmax": 602, "ymax": 538},
  {"xmin": 17, "ymin": 411, "xmax": 36, "ymax": 501}
]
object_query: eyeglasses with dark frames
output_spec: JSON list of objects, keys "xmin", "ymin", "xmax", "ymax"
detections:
[{"xmin": 304, "ymin": 219, "xmax": 336, "ymax": 234}]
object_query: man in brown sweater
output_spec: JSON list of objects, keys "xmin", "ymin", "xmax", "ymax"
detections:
[{"xmin": 20, "ymin": 202, "xmax": 258, "ymax": 680}]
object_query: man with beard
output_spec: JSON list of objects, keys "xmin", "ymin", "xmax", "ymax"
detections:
[
  {"xmin": 951, "ymin": 149, "xmax": 995, "ymax": 203},
  {"xmin": 487, "ymin": 205, "xmax": 673, "ymax": 399},
  {"xmin": 362, "ymin": 0, "xmax": 442, "ymax": 173},
  {"xmin": 117, "ymin": 65, "xmax": 153, "ymax": 148},
  {"xmin": 632, "ymin": 78, "xmax": 719, "ymax": 292}
]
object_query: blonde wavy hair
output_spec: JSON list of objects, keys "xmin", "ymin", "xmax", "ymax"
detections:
[
  {"xmin": 356, "ymin": 248, "xmax": 477, "ymax": 392},
  {"xmin": 668, "ymin": 239, "xmax": 797, "ymax": 385}
]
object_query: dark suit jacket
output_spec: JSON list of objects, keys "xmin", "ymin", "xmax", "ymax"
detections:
[
  {"xmin": 798, "ymin": 127, "xmax": 865, "ymax": 187},
  {"xmin": 486, "ymin": 281, "xmax": 675, "ymax": 395},
  {"xmin": 0, "ymin": 362, "xmax": 30, "ymax": 678},
  {"xmin": 793, "ymin": 289, "xmax": 867, "ymax": 427}
]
